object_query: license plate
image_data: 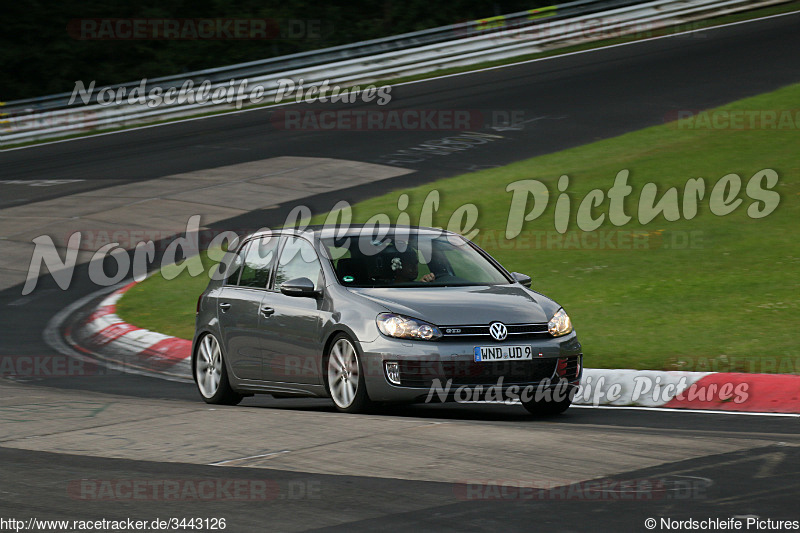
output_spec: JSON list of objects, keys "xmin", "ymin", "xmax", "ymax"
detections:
[{"xmin": 474, "ymin": 345, "xmax": 533, "ymax": 362}]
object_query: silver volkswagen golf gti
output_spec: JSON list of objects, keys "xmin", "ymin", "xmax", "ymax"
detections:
[{"xmin": 192, "ymin": 225, "xmax": 582, "ymax": 415}]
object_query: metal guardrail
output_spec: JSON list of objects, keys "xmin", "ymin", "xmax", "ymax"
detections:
[
  {"xmin": 2, "ymin": 0, "xmax": 640, "ymax": 114},
  {"xmin": 1, "ymin": 0, "xmax": 788, "ymax": 145}
]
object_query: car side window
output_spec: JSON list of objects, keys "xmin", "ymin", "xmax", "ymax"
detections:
[
  {"xmin": 222, "ymin": 245, "xmax": 245, "ymax": 285},
  {"xmin": 274, "ymin": 237, "xmax": 323, "ymax": 291},
  {"xmin": 236, "ymin": 236, "xmax": 279, "ymax": 288}
]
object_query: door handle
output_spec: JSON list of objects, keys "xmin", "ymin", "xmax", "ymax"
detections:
[
  {"xmin": 260, "ymin": 306, "xmax": 275, "ymax": 318},
  {"xmin": 219, "ymin": 302, "xmax": 231, "ymax": 312}
]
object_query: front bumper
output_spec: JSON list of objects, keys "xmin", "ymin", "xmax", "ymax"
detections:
[{"xmin": 359, "ymin": 332, "xmax": 582, "ymax": 403}]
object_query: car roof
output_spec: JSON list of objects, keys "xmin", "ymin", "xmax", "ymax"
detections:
[{"xmin": 246, "ymin": 225, "xmax": 458, "ymax": 241}]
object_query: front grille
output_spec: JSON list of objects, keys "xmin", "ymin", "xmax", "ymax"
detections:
[
  {"xmin": 439, "ymin": 323, "xmax": 550, "ymax": 342},
  {"xmin": 397, "ymin": 358, "xmax": 558, "ymax": 388}
]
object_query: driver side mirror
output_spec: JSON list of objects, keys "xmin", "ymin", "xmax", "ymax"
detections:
[
  {"xmin": 280, "ymin": 277, "xmax": 322, "ymax": 298},
  {"xmin": 512, "ymin": 272, "xmax": 532, "ymax": 288}
]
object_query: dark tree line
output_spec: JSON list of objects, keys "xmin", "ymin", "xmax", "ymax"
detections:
[{"xmin": 3, "ymin": 0, "xmax": 545, "ymax": 101}]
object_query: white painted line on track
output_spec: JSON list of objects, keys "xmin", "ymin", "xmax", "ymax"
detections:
[
  {"xmin": 209, "ymin": 450, "xmax": 292, "ymax": 467},
  {"xmin": 5, "ymin": 9, "xmax": 800, "ymax": 153}
]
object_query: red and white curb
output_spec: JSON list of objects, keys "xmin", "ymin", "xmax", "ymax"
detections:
[
  {"xmin": 69, "ymin": 283, "xmax": 800, "ymax": 414},
  {"xmin": 68, "ymin": 282, "xmax": 192, "ymax": 377},
  {"xmin": 574, "ymin": 369, "xmax": 799, "ymax": 413}
]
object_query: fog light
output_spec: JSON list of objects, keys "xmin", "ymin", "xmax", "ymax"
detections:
[{"xmin": 385, "ymin": 362, "xmax": 401, "ymax": 385}]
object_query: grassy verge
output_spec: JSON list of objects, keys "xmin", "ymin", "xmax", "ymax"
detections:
[
  {"xmin": 5, "ymin": 1, "xmax": 799, "ymax": 151},
  {"xmin": 117, "ymin": 253, "xmax": 217, "ymax": 341},
  {"xmin": 117, "ymin": 82, "xmax": 800, "ymax": 373}
]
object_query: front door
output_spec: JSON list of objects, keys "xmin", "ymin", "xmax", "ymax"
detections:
[{"xmin": 262, "ymin": 236, "xmax": 326, "ymax": 385}]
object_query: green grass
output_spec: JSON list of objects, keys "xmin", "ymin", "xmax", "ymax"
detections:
[
  {"xmin": 5, "ymin": 1, "xmax": 799, "ymax": 151},
  {"xmin": 116, "ymin": 252, "xmax": 217, "ymax": 341},
  {"xmin": 117, "ymin": 82, "xmax": 800, "ymax": 373}
]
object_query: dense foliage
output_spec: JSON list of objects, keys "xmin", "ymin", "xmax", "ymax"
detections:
[{"xmin": 3, "ymin": 0, "xmax": 542, "ymax": 100}]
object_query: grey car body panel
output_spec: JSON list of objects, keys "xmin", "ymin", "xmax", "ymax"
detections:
[
  {"xmin": 349, "ymin": 285, "xmax": 555, "ymax": 326},
  {"xmin": 359, "ymin": 333, "xmax": 581, "ymax": 402},
  {"xmin": 192, "ymin": 226, "xmax": 582, "ymax": 402},
  {"xmin": 216, "ymin": 286, "xmax": 269, "ymax": 380}
]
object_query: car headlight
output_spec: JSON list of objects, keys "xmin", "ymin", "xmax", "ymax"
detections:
[
  {"xmin": 377, "ymin": 313, "xmax": 442, "ymax": 341},
  {"xmin": 548, "ymin": 308, "xmax": 573, "ymax": 337}
]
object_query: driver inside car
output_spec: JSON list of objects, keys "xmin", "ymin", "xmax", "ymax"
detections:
[{"xmin": 392, "ymin": 249, "xmax": 435, "ymax": 283}]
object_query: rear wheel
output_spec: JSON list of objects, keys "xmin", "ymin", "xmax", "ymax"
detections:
[
  {"xmin": 326, "ymin": 335, "xmax": 372, "ymax": 413},
  {"xmin": 194, "ymin": 333, "xmax": 243, "ymax": 405}
]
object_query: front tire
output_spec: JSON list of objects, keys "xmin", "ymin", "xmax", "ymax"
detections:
[
  {"xmin": 326, "ymin": 334, "xmax": 372, "ymax": 413},
  {"xmin": 194, "ymin": 333, "xmax": 243, "ymax": 405}
]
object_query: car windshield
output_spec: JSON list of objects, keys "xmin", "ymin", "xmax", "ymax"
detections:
[{"xmin": 321, "ymin": 231, "xmax": 511, "ymax": 288}]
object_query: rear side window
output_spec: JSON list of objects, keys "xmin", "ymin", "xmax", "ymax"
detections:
[
  {"xmin": 222, "ymin": 250, "xmax": 244, "ymax": 285},
  {"xmin": 231, "ymin": 236, "xmax": 279, "ymax": 288}
]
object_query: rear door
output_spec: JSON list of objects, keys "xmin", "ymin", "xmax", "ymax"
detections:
[{"xmin": 217, "ymin": 235, "xmax": 279, "ymax": 381}]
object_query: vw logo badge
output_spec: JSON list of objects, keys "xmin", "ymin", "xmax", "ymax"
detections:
[{"xmin": 489, "ymin": 322, "xmax": 508, "ymax": 341}]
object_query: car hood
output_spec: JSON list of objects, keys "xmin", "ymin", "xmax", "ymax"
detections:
[{"xmin": 348, "ymin": 284, "xmax": 555, "ymax": 326}]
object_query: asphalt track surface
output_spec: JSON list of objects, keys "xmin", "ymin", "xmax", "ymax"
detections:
[{"xmin": 1, "ymin": 12, "xmax": 800, "ymax": 531}]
